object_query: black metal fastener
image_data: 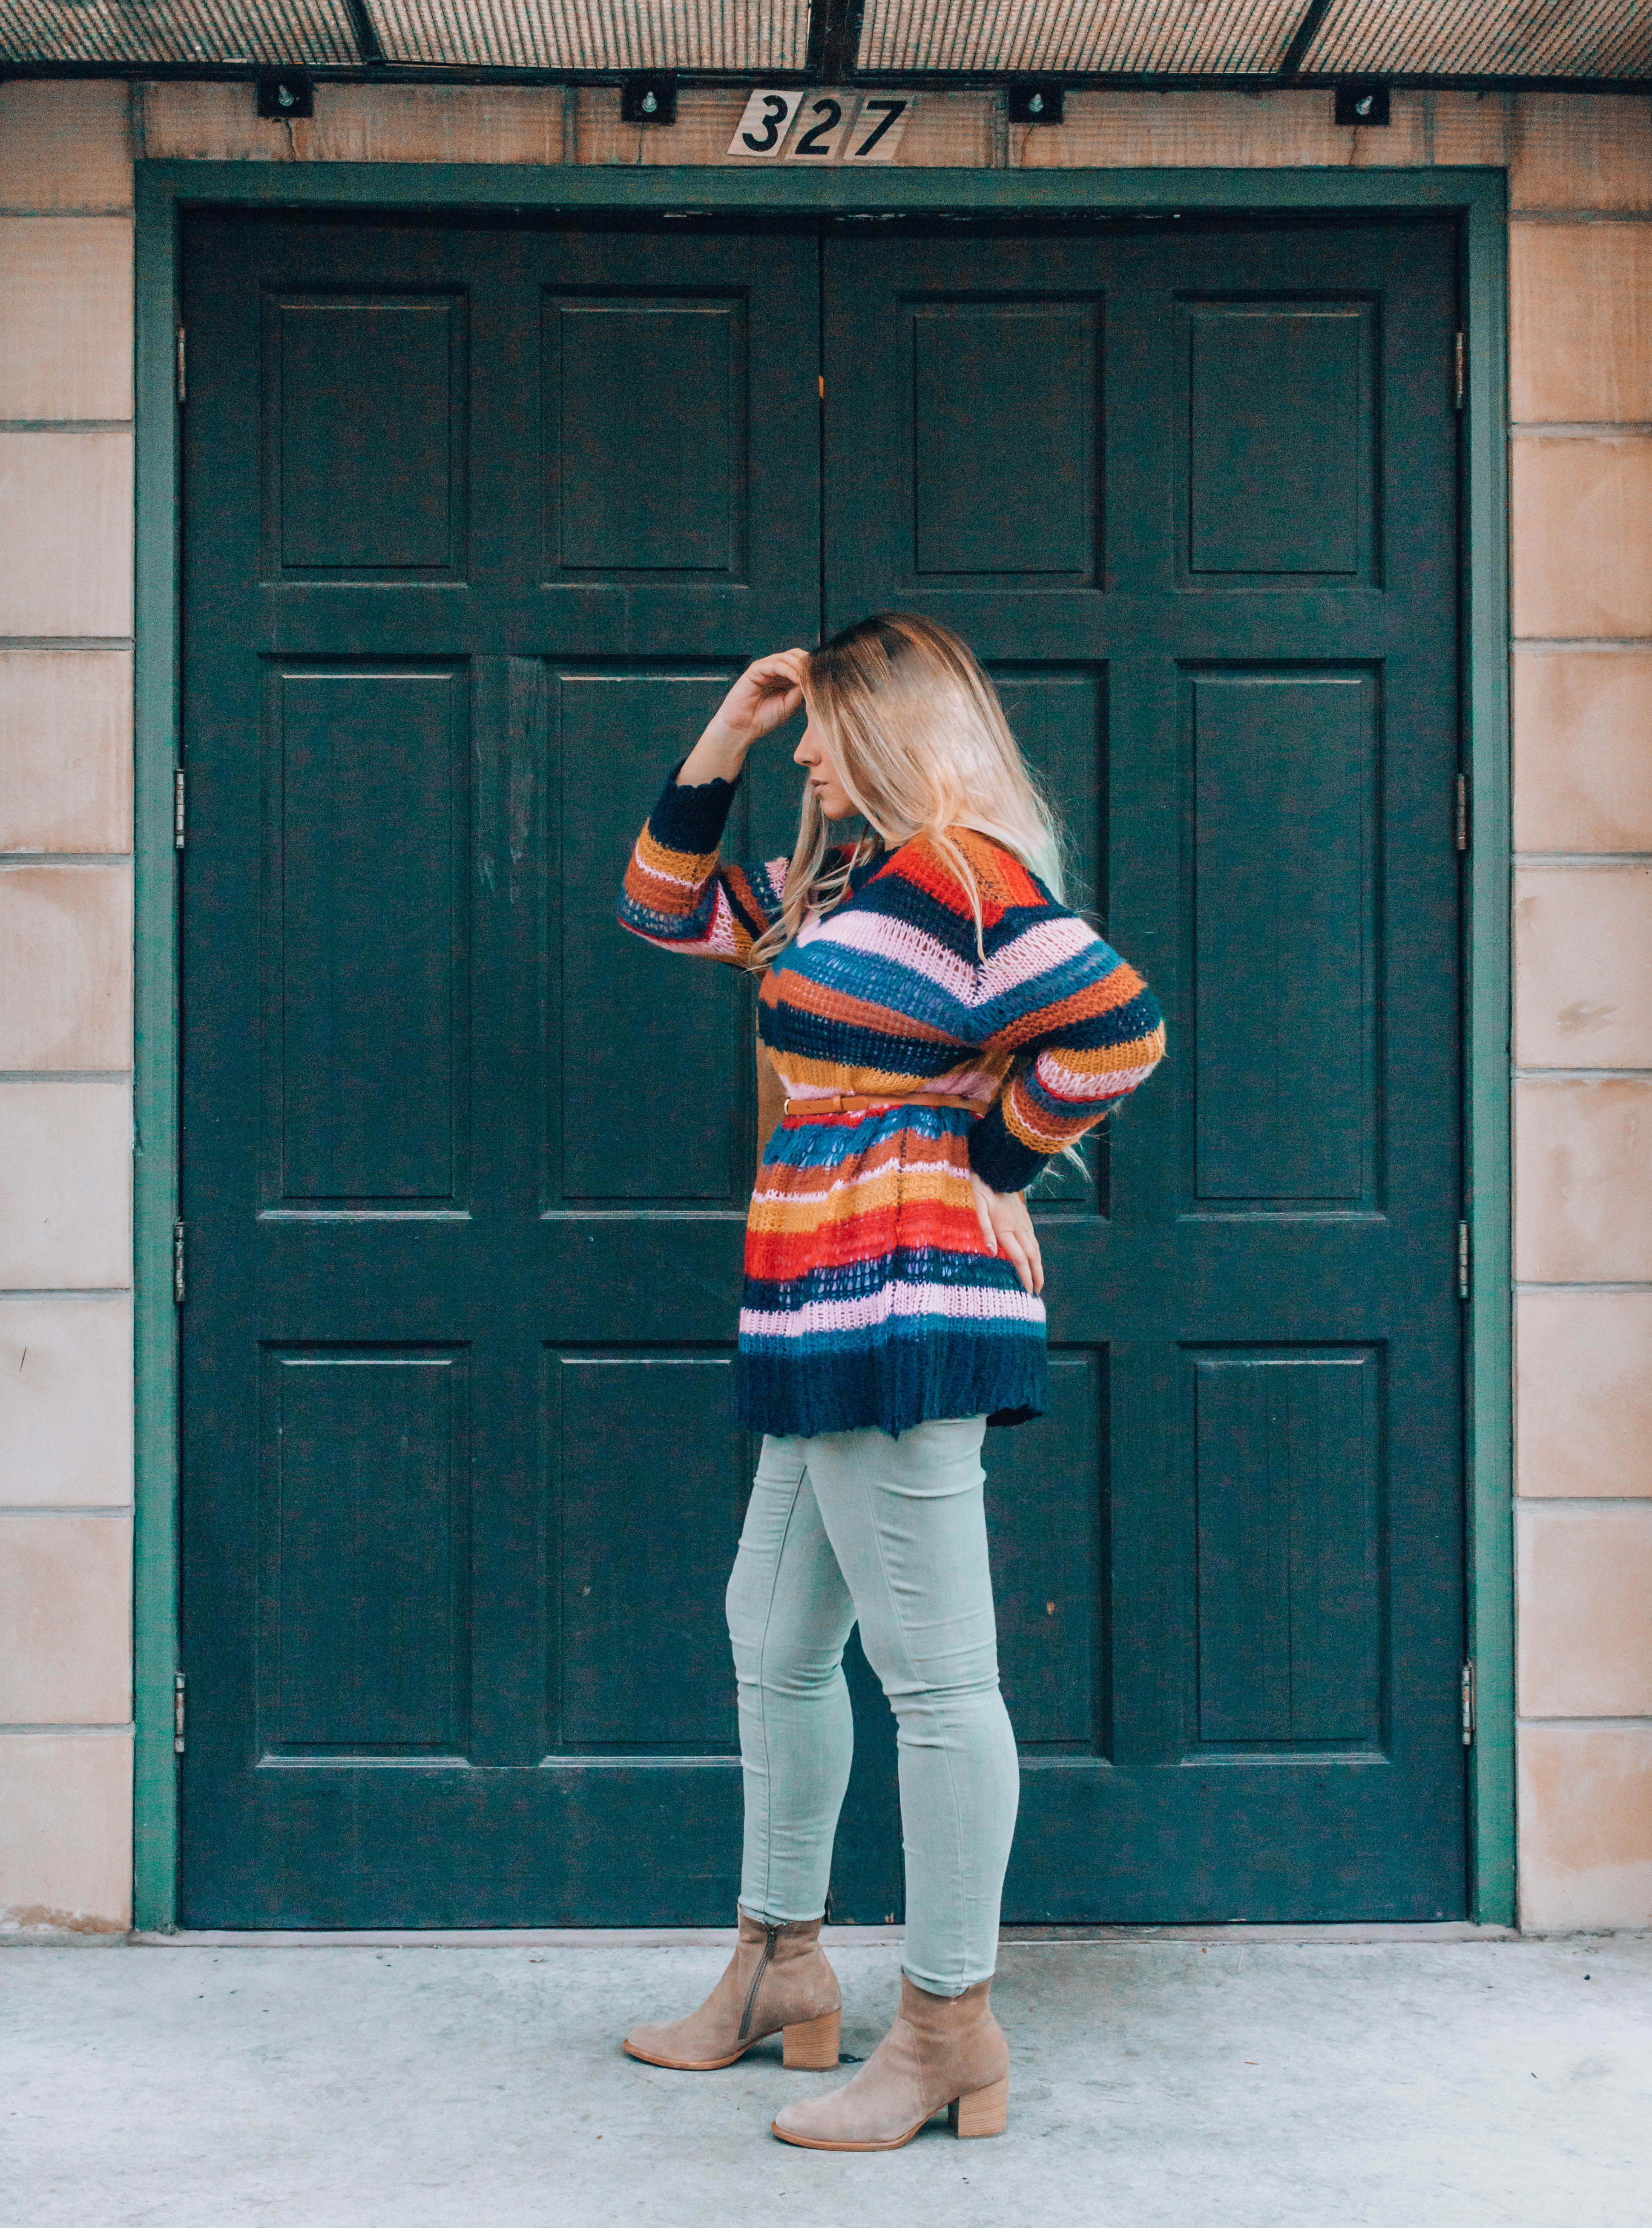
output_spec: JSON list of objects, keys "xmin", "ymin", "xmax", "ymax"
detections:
[
  {"xmin": 1008, "ymin": 81, "xmax": 1064, "ymax": 124},
  {"xmin": 621, "ymin": 75, "xmax": 678, "ymax": 125},
  {"xmin": 1334, "ymin": 83, "xmax": 1391, "ymax": 126},
  {"xmin": 256, "ymin": 68, "xmax": 314, "ymax": 120}
]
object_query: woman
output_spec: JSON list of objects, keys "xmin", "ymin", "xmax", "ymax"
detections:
[{"xmin": 616, "ymin": 614, "xmax": 1164, "ymax": 2150}]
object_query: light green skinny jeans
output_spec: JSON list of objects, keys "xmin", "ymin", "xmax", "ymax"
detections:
[{"xmin": 725, "ymin": 1417, "xmax": 1020, "ymax": 1996}]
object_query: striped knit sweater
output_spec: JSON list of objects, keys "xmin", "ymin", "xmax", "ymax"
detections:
[{"xmin": 619, "ymin": 767, "xmax": 1166, "ymax": 1439}]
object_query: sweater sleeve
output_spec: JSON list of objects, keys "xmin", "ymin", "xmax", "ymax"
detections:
[
  {"xmin": 617, "ymin": 765, "xmax": 791, "ymax": 970},
  {"xmin": 965, "ymin": 908, "xmax": 1166, "ymax": 1197}
]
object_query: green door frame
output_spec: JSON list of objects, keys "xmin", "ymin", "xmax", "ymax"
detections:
[{"xmin": 133, "ymin": 156, "xmax": 1513, "ymax": 1930}]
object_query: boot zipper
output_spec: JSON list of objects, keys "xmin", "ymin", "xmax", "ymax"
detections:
[{"xmin": 738, "ymin": 1923, "xmax": 782, "ymax": 2042}]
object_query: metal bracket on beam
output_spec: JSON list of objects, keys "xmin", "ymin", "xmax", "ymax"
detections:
[
  {"xmin": 1278, "ymin": 0, "xmax": 1334, "ymax": 78},
  {"xmin": 807, "ymin": 0, "xmax": 868, "ymax": 84},
  {"xmin": 345, "ymin": 0, "xmax": 388, "ymax": 67}
]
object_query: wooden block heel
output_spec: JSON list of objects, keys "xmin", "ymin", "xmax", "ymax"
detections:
[
  {"xmin": 782, "ymin": 2008, "xmax": 841, "ymax": 2069},
  {"xmin": 948, "ymin": 2076, "xmax": 1009, "ymax": 2139}
]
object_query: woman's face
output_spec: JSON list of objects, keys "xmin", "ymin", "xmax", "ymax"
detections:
[{"xmin": 794, "ymin": 705, "xmax": 855, "ymax": 823}]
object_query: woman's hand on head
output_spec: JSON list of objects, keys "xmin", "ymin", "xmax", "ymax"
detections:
[
  {"xmin": 968, "ymin": 1172, "xmax": 1044, "ymax": 1297},
  {"xmin": 678, "ymin": 651, "xmax": 810, "ymax": 785}
]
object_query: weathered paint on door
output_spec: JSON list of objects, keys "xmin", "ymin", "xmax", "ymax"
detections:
[{"xmin": 178, "ymin": 211, "xmax": 1464, "ymax": 1926}]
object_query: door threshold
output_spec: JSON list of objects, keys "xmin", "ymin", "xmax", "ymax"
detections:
[{"xmin": 129, "ymin": 1920, "xmax": 1518, "ymax": 1949}]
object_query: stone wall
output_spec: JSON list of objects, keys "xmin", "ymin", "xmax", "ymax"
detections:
[{"xmin": 1, "ymin": 73, "xmax": 1648, "ymax": 1934}]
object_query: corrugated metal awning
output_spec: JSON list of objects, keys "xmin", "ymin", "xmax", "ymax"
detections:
[{"xmin": 1, "ymin": 0, "xmax": 1647, "ymax": 86}]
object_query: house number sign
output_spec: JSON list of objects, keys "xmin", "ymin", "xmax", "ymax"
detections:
[{"xmin": 728, "ymin": 89, "xmax": 914, "ymax": 163}]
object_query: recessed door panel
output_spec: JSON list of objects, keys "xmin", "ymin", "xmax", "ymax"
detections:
[
  {"xmin": 1191, "ymin": 1346, "xmax": 1383, "ymax": 1748},
  {"xmin": 1184, "ymin": 300, "xmax": 1376, "ymax": 579},
  {"xmin": 545, "ymin": 296, "xmax": 747, "ymax": 577},
  {"xmin": 911, "ymin": 301, "xmax": 1101, "ymax": 581},
  {"xmin": 260, "ymin": 1348, "xmax": 470, "ymax": 1756},
  {"xmin": 266, "ymin": 294, "xmax": 466, "ymax": 577},
  {"xmin": 549, "ymin": 1352, "xmax": 744, "ymax": 1751},
  {"xmin": 263, "ymin": 666, "xmax": 469, "ymax": 1211},
  {"xmin": 986, "ymin": 1350, "xmax": 1108, "ymax": 1751},
  {"xmin": 1189, "ymin": 667, "xmax": 1377, "ymax": 1211}
]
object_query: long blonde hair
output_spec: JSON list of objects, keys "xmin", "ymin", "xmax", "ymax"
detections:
[{"xmin": 748, "ymin": 613, "xmax": 1067, "ymax": 970}]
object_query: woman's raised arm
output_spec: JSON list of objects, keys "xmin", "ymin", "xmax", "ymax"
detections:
[{"xmin": 617, "ymin": 650, "xmax": 811, "ymax": 970}]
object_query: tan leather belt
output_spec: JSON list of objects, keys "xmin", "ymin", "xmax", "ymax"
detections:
[{"xmin": 783, "ymin": 1091, "xmax": 981, "ymax": 1124}]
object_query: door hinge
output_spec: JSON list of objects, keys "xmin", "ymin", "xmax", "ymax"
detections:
[
  {"xmin": 1453, "ymin": 330, "xmax": 1465, "ymax": 411},
  {"xmin": 1460, "ymin": 1660, "xmax": 1475, "ymax": 1746},
  {"xmin": 173, "ymin": 1671, "xmax": 187, "ymax": 1755},
  {"xmin": 1455, "ymin": 771, "xmax": 1469, "ymax": 852},
  {"xmin": 818, "ymin": 372, "xmax": 825, "ymax": 400},
  {"xmin": 173, "ymin": 1220, "xmax": 187, "ymax": 1304},
  {"xmin": 174, "ymin": 767, "xmax": 186, "ymax": 850},
  {"xmin": 1457, "ymin": 1219, "xmax": 1471, "ymax": 1301},
  {"xmin": 175, "ymin": 325, "xmax": 186, "ymax": 406}
]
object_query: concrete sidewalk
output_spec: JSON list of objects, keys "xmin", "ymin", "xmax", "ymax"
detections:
[{"xmin": 4, "ymin": 1930, "xmax": 1649, "ymax": 2228}]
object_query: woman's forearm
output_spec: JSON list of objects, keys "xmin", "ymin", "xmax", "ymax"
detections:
[
  {"xmin": 675, "ymin": 718, "xmax": 752, "ymax": 787},
  {"xmin": 675, "ymin": 650, "xmax": 810, "ymax": 786}
]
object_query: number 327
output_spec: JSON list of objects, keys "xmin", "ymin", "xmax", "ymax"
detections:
[{"xmin": 729, "ymin": 91, "xmax": 912, "ymax": 163}]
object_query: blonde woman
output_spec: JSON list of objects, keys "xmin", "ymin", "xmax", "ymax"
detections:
[{"xmin": 616, "ymin": 614, "xmax": 1164, "ymax": 2150}]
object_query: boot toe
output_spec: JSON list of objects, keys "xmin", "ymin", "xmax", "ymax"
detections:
[{"xmin": 623, "ymin": 2020, "xmax": 708, "ymax": 2066}]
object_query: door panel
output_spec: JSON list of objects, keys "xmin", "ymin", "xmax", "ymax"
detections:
[
  {"xmin": 181, "ymin": 212, "xmax": 1464, "ymax": 1926},
  {"xmin": 181, "ymin": 214, "xmax": 817, "ymax": 1924},
  {"xmin": 825, "ymin": 219, "xmax": 1463, "ymax": 1920}
]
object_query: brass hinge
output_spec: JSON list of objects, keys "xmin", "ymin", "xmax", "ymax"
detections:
[
  {"xmin": 1453, "ymin": 330, "xmax": 1465, "ymax": 411},
  {"xmin": 174, "ymin": 767, "xmax": 186, "ymax": 850},
  {"xmin": 173, "ymin": 1670, "xmax": 187, "ymax": 1755},
  {"xmin": 1457, "ymin": 1220, "xmax": 1471, "ymax": 1301},
  {"xmin": 173, "ymin": 1220, "xmax": 186, "ymax": 1305},
  {"xmin": 1455, "ymin": 771, "xmax": 1469, "ymax": 852},
  {"xmin": 818, "ymin": 372, "xmax": 825, "ymax": 400},
  {"xmin": 176, "ymin": 325, "xmax": 187, "ymax": 406},
  {"xmin": 1460, "ymin": 1660, "xmax": 1475, "ymax": 1746}
]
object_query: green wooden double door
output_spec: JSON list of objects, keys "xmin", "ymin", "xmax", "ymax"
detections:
[{"xmin": 179, "ymin": 207, "xmax": 1466, "ymax": 1926}]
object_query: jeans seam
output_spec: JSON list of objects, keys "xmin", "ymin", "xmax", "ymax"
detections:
[
  {"xmin": 847, "ymin": 1429, "xmax": 975, "ymax": 1995},
  {"xmin": 742, "ymin": 1455, "xmax": 808, "ymax": 1925}
]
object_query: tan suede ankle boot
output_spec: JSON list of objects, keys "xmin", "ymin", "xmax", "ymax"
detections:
[
  {"xmin": 770, "ymin": 1974, "xmax": 1008, "ymax": 2150},
  {"xmin": 623, "ymin": 1913, "xmax": 841, "ymax": 2072}
]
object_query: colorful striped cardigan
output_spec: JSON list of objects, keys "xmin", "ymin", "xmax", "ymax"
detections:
[{"xmin": 619, "ymin": 768, "xmax": 1166, "ymax": 1439}]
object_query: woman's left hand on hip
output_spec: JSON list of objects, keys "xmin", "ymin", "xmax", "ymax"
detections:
[{"xmin": 968, "ymin": 1172, "xmax": 1044, "ymax": 1296}]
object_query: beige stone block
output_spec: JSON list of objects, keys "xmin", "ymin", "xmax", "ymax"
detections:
[
  {"xmin": 895, "ymin": 91, "xmax": 993, "ymax": 168},
  {"xmin": 0, "ymin": 864, "xmax": 131, "ymax": 1070},
  {"xmin": 1518, "ymin": 1290, "xmax": 1652, "ymax": 1499},
  {"xmin": 0, "ymin": 1082, "xmax": 129, "ymax": 1290},
  {"xmin": 139, "ymin": 80, "xmax": 566, "ymax": 165},
  {"xmin": 0, "ymin": 1514, "xmax": 129, "ymax": 1722},
  {"xmin": 0, "ymin": 431, "xmax": 132, "ymax": 639},
  {"xmin": 0, "ymin": 83, "xmax": 132, "ymax": 214},
  {"xmin": 1515, "ymin": 1074, "xmax": 1652, "ymax": 1283},
  {"xmin": 1511, "ymin": 223, "xmax": 1652, "ymax": 426},
  {"xmin": 0, "ymin": 1297, "xmax": 131, "ymax": 1507},
  {"xmin": 1515, "ymin": 865, "xmax": 1652, "ymax": 1068},
  {"xmin": 0, "ymin": 648, "xmax": 130, "ymax": 855},
  {"xmin": 1518, "ymin": 1725, "xmax": 1652, "ymax": 1932},
  {"xmin": 1518, "ymin": 1504, "xmax": 1652, "ymax": 1718},
  {"xmin": 1513, "ymin": 649, "xmax": 1652, "ymax": 855},
  {"xmin": 1511, "ymin": 93, "xmax": 1652, "ymax": 214},
  {"xmin": 1511, "ymin": 436, "xmax": 1652, "ymax": 640},
  {"xmin": 0, "ymin": 1731, "xmax": 129, "ymax": 1934},
  {"xmin": 0, "ymin": 218, "xmax": 133, "ymax": 424},
  {"xmin": 1425, "ymin": 90, "xmax": 1511, "ymax": 170}
]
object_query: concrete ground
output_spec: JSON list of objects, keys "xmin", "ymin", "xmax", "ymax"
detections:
[{"xmin": 3, "ymin": 1928, "xmax": 1649, "ymax": 2228}]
